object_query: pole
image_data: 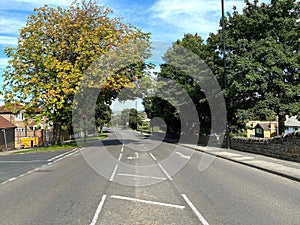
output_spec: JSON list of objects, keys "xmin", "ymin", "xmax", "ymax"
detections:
[
  {"xmin": 3, "ymin": 129, "xmax": 8, "ymax": 150},
  {"xmin": 221, "ymin": 0, "xmax": 230, "ymax": 148}
]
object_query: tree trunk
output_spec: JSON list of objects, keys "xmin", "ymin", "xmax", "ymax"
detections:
[
  {"xmin": 278, "ymin": 114, "xmax": 285, "ymax": 136},
  {"xmin": 52, "ymin": 121, "xmax": 62, "ymax": 145}
]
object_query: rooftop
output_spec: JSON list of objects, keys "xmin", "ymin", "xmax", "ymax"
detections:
[{"xmin": 0, "ymin": 116, "xmax": 17, "ymax": 129}]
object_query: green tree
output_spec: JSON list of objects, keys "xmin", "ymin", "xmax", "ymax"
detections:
[
  {"xmin": 143, "ymin": 33, "xmax": 214, "ymax": 135},
  {"xmin": 128, "ymin": 108, "xmax": 141, "ymax": 130},
  {"xmin": 143, "ymin": 96, "xmax": 180, "ymax": 134},
  {"xmin": 3, "ymin": 0, "xmax": 150, "ymax": 144},
  {"xmin": 208, "ymin": 0, "xmax": 300, "ymax": 134},
  {"xmin": 95, "ymin": 95, "xmax": 112, "ymax": 133}
]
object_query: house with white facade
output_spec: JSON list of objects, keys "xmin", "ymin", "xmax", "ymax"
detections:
[{"xmin": 285, "ymin": 116, "xmax": 300, "ymax": 134}]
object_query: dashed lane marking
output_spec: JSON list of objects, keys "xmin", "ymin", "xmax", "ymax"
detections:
[
  {"xmin": 181, "ymin": 194, "xmax": 209, "ymax": 225},
  {"xmin": 90, "ymin": 195, "xmax": 107, "ymax": 225},
  {"xmin": 109, "ymin": 164, "xmax": 119, "ymax": 182}
]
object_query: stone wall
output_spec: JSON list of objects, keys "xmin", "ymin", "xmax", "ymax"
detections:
[{"xmin": 230, "ymin": 132, "xmax": 300, "ymax": 162}]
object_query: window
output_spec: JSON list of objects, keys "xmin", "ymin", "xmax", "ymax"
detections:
[
  {"xmin": 256, "ymin": 128, "xmax": 263, "ymax": 134},
  {"xmin": 15, "ymin": 112, "xmax": 24, "ymax": 121}
]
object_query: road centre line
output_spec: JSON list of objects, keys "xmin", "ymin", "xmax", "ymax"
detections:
[
  {"xmin": 109, "ymin": 164, "xmax": 118, "ymax": 181},
  {"xmin": 158, "ymin": 163, "xmax": 172, "ymax": 180},
  {"xmin": 118, "ymin": 153, "xmax": 122, "ymax": 161},
  {"xmin": 90, "ymin": 195, "xmax": 107, "ymax": 225},
  {"xmin": 149, "ymin": 152, "xmax": 157, "ymax": 161},
  {"xmin": 117, "ymin": 173, "xmax": 166, "ymax": 180},
  {"xmin": 181, "ymin": 194, "xmax": 209, "ymax": 225},
  {"xmin": 110, "ymin": 195, "xmax": 185, "ymax": 209}
]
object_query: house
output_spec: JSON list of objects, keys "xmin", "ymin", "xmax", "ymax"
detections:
[
  {"xmin": 0, "ymin": 115, "xmax": 17, "ymax": 150},
  {"xmin": 285, "ymin": 116, "xmax": 300, "ymax": 134},
  {"xmin": 246, "ymin": 121, "xmax": 278, "ymax": 138},
  {"xmin": 0, "ymin": 104, "xmax": 50, "ymax": 148}
]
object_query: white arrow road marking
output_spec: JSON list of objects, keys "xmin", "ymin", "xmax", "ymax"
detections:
[
  {"xmin": 175, "ymin": 151, "xmax": 191, "ymax": 159},
  {"xmin": 127, "ymin": 152, "xmax": 139, "ymax": 160}
]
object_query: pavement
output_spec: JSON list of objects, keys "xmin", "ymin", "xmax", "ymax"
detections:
[{"xmin": 181, "ymin": 143, "xmax": 300, "ymax": 182}]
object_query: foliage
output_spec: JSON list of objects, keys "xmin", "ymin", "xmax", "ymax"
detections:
[
  {"xmin": 143, "ymin": 96, "xmax": 181, "ymax": 134},
  {"xmin": 119, "ymin": 108, "xmax": 141, "ymax": 129},
  {"xmin": 143, "ymin": 33, "xmax": 214, "ymax": 135},
  {"xmin": 95, "ymin": 94, "xmax": 112, "ymax": 133},
  {"xmin": 3, "ymin": 0, "xmax": 150, "ymax": 144},
  {"xmin": 128, "ymin": 108, "xmax": 140, "ymax": 130},
  {"xmin": 211, "ymin": 0, "xmax": 300, "ymax": 134}
]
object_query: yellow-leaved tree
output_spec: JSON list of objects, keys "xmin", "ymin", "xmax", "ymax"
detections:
[{"xmin": 3, "ymin": 0, "xmax": 150, "ymax": 144}]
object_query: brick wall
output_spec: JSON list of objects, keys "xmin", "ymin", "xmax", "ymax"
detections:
[{"xmin": 230, "ymin": 132, "xmax": 300, "ymax": 162}]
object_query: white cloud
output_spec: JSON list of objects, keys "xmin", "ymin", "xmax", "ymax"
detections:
[
  {"xmin": 0, "ymin": 16, "xmax": 26, "ymax": 36},
  {"xmin": 150, "ymin": 0, "xmax": 265, "ymax": 38},
  {"xmin": 0, "ymin": 36, "xmax": 18, "ymax": 47},
  {"xmin": 14, "ymin": 0, "xmax": 73, "ymax": 7}
]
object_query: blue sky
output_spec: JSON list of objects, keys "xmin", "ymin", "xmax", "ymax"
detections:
[{"xmin": 0, "ymin": 0, "xmax": 269, "ymax": 108}]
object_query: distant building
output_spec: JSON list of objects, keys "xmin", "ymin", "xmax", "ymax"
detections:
[
  {"xmin": 0, "ymin": 116, "xmax": 17, "ymax": 150},
  {"xmin": 285, "ymin": 116, "xmax": 300, "ymax": 134},
  {"xmin": 247, "ymin": 121, "xmax": 278, "ymax": 138},
  {"xmin": 0, "ymin": 104, "xmax": 50, "ymax": 148}
]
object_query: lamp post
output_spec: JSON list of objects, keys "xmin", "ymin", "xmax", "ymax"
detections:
[{"xmin": 221, "ymin": 0, "xmax": 230, "ymax": 148}]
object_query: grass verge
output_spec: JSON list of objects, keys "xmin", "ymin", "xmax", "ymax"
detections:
[{"xmin": 13, "ymin": 132, "xmax": 108, "ymax": 154}]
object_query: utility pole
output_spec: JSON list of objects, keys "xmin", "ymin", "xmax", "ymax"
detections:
[{"xmin": 221, "ymin": 0, "xmax": 230, "ymax": 148}]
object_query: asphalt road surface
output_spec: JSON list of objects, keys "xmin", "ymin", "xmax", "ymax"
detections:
[{"xmin": 0, "ymin": 128, "xmax": 299, "ymax": 225}]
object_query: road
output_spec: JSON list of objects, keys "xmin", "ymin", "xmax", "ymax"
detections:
[{"xmin": 0, "ymin": 128, "xmax": 299, "ymax": 225}]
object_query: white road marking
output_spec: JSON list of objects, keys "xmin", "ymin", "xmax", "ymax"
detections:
[
  {"xmin": 53, "ymin": 150, "xmax": 78, "ymax": 163},
  {"xmin": 8, "ymin": 177, "xmax": 16, "ymax": 182},
  {"xmin": 127, "ymin": 152, "xmax": 139, "ymax": 160},
  {"xmin": 158, "ymin": 163, "xmax": 172, "ymax": 180},
  {"xmin": 0, "ymin": 149, "xmax": 79, "ymax": 186},
  {"xmin": 118, "ymin": 153, "xmax": 122, "ymax": 161},
  {"xmin": 214, "ymin": 152, "xmax": 241, "ymax": 157},
  {"xmin": 109, "ymin": 164, "xmax": 118, "ymax": 181},
  {"xmin": 90, "ymin": 195, "xmax": 107, "ymax": 225},
  {"xmin": 175, "ymin": 152, "xmax": 191, "ymax": 159},
  {"xmin": 121, "ymin": 145, "xmax": 124, "ymax": 152},
  {"xmin": 47, "ymin": 150, "xmax": 75, "ymax": 162},
  {"xmin": 110, "ymin": 195, "xmax": 185, "ymax": 209},
  {"xmin": 232, "ymin": 156, "xmax": 254, "ymax": 161},
  {"xmin": 181, "ymin": 194, "xmax": 209, "ymax": 225},
  {"xmin": 149, "ymin": 152, "xmax": 157, "ymax": 161},
  {"xmin": 117, "ymin": 173, "xmax": 166, "ymax": 180}
]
